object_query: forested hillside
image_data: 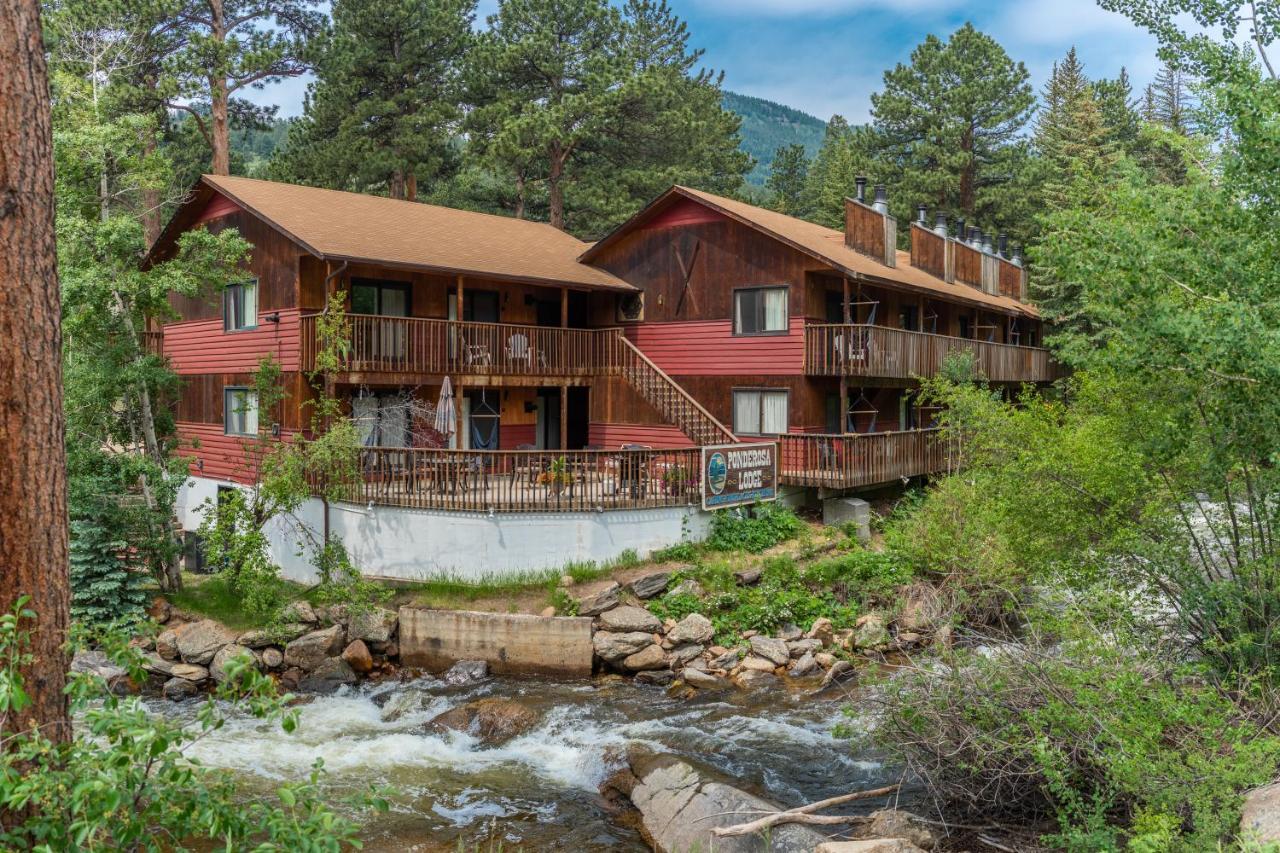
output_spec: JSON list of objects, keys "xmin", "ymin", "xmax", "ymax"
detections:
[{"xmin": 722, "ymin": 90, "xmax": 826, "ymax": 184}]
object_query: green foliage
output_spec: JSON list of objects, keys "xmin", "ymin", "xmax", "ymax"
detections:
[
  {"xmin": 765, "ymin": 143, "xmax": 809, "ymax": 216},
  {"xmin": 311, "ymin": 539, "xmax": 392, "ymax": 619},
  {"xmin": 0, "ymin": 613, "xmax": 384, "ymax": 850},
  {"xmin": 650, "ymin": 541, "xmax": 700, "ymax": 563},
  {"xmin": 705, "ymin": 503, "xmax": 803, "ymax": 553},
  {"xmin": 721, "ymin": 90, "xmax": 826, "ymax": 186},
  {"xmin": 196, "ymin": 489, "xmax": 290, "ymax": 622},
  {"xmin": 548, "ymin": 587, "xmax": 579, "ymax": 616},
  {"xmin": 69, "ymin": 513, "xmax": 148, "ymax": 627}
]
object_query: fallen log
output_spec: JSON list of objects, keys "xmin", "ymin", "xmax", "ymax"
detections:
[{"xmin": 710, "ymin": 783, "xmax": 901, "ymax": 838}]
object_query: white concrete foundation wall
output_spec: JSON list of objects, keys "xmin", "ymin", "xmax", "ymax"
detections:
[{"xmin": 176, "ymin": 475, "xmax": 711, "ymax": 584}]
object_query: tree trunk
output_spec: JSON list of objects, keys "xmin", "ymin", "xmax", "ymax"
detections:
[
  {"xmin": 389, "ymin": 170, "xmax": 405, "ymax": 200},
  {"xmin": 548, "ymin": 145, "xmax": 565, "ymax": 231},
  {"xmin": 0, "ymin": 0, "xmax": 71, "ymax": 744},
  {"xmin": 208, "ymin": 0, "xmax": 230, "ymax": 175},
  {"xmin": 513, "ymin": 172, "xmax": 526, "ymax": 220},
  {"xmin": 405, "ymin": 172, "xmax": 417, "ymax": 203}
]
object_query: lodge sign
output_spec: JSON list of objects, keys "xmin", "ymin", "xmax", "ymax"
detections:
[{"xmin": 701, "ymin": 442, "xmax": 778, "ymax": 510}]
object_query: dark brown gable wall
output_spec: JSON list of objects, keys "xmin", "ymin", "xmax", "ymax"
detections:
[
  {"xmin": 587, "ymin": 213, "xmax": 826, "ymax": 323},
  {"xmin": 169, "ymin": 209, "xmax": 302, "ymax": 321}
]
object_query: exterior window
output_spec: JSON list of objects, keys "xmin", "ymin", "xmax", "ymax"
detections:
[
  {"xmin": 223, "ymin": 279, "xmax": 257, "ymax": 331},
  {"xmin": 733, "ymin": 287, "xmax": 788, "ymax": 335},
  {"xmin": 353, "ymin": 392, "xmax": 409, "ymax": 448},
  {"xmin": 733, "ymin": 389, "xmax": 788, "ymax": 435},
  {"xmin": 224, "ymin": 387, "xmax": 259, "ymax": 436}
]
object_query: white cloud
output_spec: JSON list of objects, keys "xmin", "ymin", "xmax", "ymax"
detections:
[{"xmin": 687, "ymin": 0, "xmax": 961, "ymax": 17}]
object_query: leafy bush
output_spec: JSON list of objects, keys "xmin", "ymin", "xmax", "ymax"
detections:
[
  {"xmin": 705, "ymin": 503, "xmax": 803, "ymax": 553},
  {"xmin": 311, "ymin": 538, "xmax": 391, "ymax": 619},
  {"xmin": 650, "ymin": 541, "xmax": 700, "ymax": 563},
  {"xmin": 0, "ymin": 604, "xmax": 386, "ymax": 849},
  {"xmin": 646, "ymin": 592, "xmax": 704, "ymax": 623},
  {"xmin": 69, "ymin": 511, "xmax": 148, "ymax": 627},
  {"xmin": 196, "ymin": 488, "xmax": 289, "ymax": 622}
]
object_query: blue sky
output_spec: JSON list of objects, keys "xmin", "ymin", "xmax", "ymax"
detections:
[{"xmin": 254, "ymin": 0, "xmax": 1164, "ymax": 123}]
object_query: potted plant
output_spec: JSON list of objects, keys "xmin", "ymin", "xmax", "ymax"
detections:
[
  {"xmin": 663, "ymin": 464, "xmax": 689, "ymax": 497},
  {"xmin": 537, "ymin": 455, "xmax": 573, "ymax": 496}
]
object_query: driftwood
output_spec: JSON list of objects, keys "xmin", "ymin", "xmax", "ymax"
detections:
[{"xmin": 710, "ymin": 783, "xmax": 901, "ymax": 838}]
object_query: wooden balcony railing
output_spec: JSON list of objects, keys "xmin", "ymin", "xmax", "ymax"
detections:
[
  {"xmin": 319, "ymin": 446, "xmax": 704, "ymax": 513},
  {"xmin": 301, "ymin": 314, "xmax": 608, "ymax": 378},
  {"xmin": 779, "ymin": 429, "xmax": 951, "ymax": 488},
  {"xmin": 804, "ymin": 323, "xmax": 1055, "ymax": 383},
  {"xmin": 142, "ymin": 330, "xmax": 164, "ymax": 355}
]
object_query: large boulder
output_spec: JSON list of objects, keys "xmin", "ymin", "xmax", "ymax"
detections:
[
  {"xmin": 682, "ymin": 668, "xmax": 727, "ymax": 690},
  {"xmin": 749, "ymin": 635, "xmax": 790, "ymax": 667},
  {"xmin": 734, "ymin": 669, "xmax": 777, "ymax": 690},
  {"xmin": 174, "ymin": 620, "xmax": 237, "ymax": 665},
  {"xmin": 788, "ymin": 652, "xmax": 819, "ymax": 678},
  {"xmin": 628, "ymin": 572, "xmax": 671, "ymax": 600},
  {"xmin": 598, "ymin": 606, "xmax": 662, "ymax": 634},
  {"xmin": 622, "ymin": 644, "xmax": 668, "ymax": 672},
  {"xmin": 169, "ymin": 663, "xmax": 209, "ymax": 683},
  {"xmin": 148, "ymin": 597, "xmax": 173, "ymax": 624},
  {"xmin": 239, "ymin": 623, "xmax": 310, "ymax": 648},
  {"xmin": 853, "ymin": 614, "xmax": 889, "ymax": 650},
  {"xmin": 261, "ymin": 647, "xmax": 284, "ymax": 669},
  {"xmin": 349, "ymin": 607, "xmax": 397, "ymax": 644},
  {"xmin": 859, "ymin": 810, "xmax": 936, "ymax": 850},
  {"xmin": 162, "ymin": 676, "xmax": 200, "ymax": 701},
  {"xmin": 441, "ymin": 659, "xmax": 489, "ymax": 685},
  {"xmin": 1241, "ymin": 781, "xmax": 1280, "ymax": 846},
  {"xmin": 341, "ymin": 639, "xmax": 373, "ymax": 674},
  {"xmin": 577, "ymin": 583, "xmax": 621, "ymax": 617},
  {"xmin": 667, "ymin": 613, "xmax": 714, "ymax": 646},
  {"xmin": 155, "ymin": 629, "xmax": 179, "ymax": 661},
  {"xmin": 628, "ymin": 752, "xmax": 826, "ymax": 853},
  {"xmin": 427, "ymin": 698, "xmax": 538, "ymax": 746},
  {"xmin": 593, "ymin": 631, "xmax": 654, "ymax": 664},
  {"xmin": 141, "ymin": 652, "xmax": 176, "ymax": 678},
  {"xmin": 816, "ymin": 842, "xmax": 927, "ymax": 853},
  {"xmin": 70, "ymin": 650, "xmax": 127, "ymax": 685},
  {"xmin": 279, "ymin": 600, "xmax": 318, "ymax": 624},
  {"xmin": 806, "ymin": 616, "xmax": 835, "ymax": 646},
  {"xmin": 209, "ymin": 644, "xmax": 256, "ymax": 684},
  {"xmin": 284, "ymin": 624, "xmax": 345, "ymax": 671},
  {"xmin": 298, "ymin": 657, "xmax": 357, "ymax": 694}
]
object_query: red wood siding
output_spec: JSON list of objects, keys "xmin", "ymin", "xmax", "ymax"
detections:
[
  {"xmin": 588, "ymin": 422, "xmax": 694, "ymax": 449},
  {"xmin": 499, "ymin": 423, "xmax": 536, "ymax": 449},
  {"xmin": 623, "ymin": 317, "xmax": 804, "ymax": 376},
  {"xmin": 163, "ymin": 308, "xmax": 300, "ymax": 375},
  {"xmin": 194, "ymin": 192, "xmax": 241, "ymax": 225},
  {"xmin": 175, "ymin": 421, "xmax": 297, "ymax": 485},
  {"xmin": 644, "ymin": 197, "xmax": 725, "ymax": 230}
]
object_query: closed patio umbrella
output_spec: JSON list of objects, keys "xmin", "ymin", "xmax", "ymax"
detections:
[{"xmin": 434, "ymin": 377, "xmax": 457, "ymax": 444}]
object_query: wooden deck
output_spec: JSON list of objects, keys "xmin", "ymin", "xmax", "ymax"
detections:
[
  {"xmin": 804, "ymin": 323, "xmax": 1055, "ymax": 383},
  {"xmin": 778, "ymin": 429, "xmax": 951, "ymax": 489}
]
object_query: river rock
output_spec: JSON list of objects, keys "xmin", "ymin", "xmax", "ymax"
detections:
[
  {"xmin": 788, "ymin": 652, "xmax": 819, "ymax": 677},
  {"xmin": 897, "ymin": 632, "xmax": 923, "ymax": 648},
  {"xmin": 210, "ymin": 644, "xmax": 256, "ymax": 683},
  {"xmin": 1242, "ymin": 781, "xmax": 1280, "ymax": 845},
  {"xmin": 428, "ymin": 698, "xmax": 538, "ymax": 746},
  {"xmin": 71, "ymin": 650, "xmax": 129, "ymax": 692},
  {"xmin": 440, "ymin": 659, "xmax": 489, "ymax": 685},
  {"xmin": 628, "ymin": 572, "xmax": 671, "ymax": 600},
  {"xmin": 787, "ymin": 638, "xmax": 823, "ymax": 657},
  {"xmin": 261, "ymin": 647, "xmax": 284, "ymax": 669},
  {"xmin": 341, "ymin": 639, "xmax": 373, "ymax": 674},
  {"xmin": 174, "ymin": 620, "xmax": 238, "ymax": 665},
  {"xmin": 734, "ymin": 567, "xmax": 762, "ymax": 586},
  {"xmin": 670, "ymin": 643, "xmax": 704, "ymax": 666},
  {"xmin": 815, "ymin": 652, "xmax": 837, "ymax": 669},
  {"xmin": 749, "ymin": 635, "xmax": 790, "ymax": 666},
  {"xmin": 170, "ymin": 663, "xmax": 209, "ymax": 682},
  {"xmin": 859, "ymin": 810, "xmax": 936, "ymax": 850},
  {"xmin": 148, "ymin": 597, "xmax": 173, "ymax": 624},
  {"xmin": 141, "ymin": 652, "xmax": 176, "ymax": 677},
  {"xmin": 577, "ymin": 582, "xmax": 621, "ymax": 616},
  {"xmin": 349, "ymin": 607, "xmax": 397, "ymax": 643},
  {"xmin": 594, "ymin": 630, "xmax": 654, "ymax": 664},
  {"xmin": 817, "ymin": 842, "xmax": 928, "ymax": 853},
  {"xmin": 162, "ymin": 676, "xmax": 200, "ymax": 701},
  {"xmin": 898, "ymin": 583, "xmax": 945, "ymax": 633},
  {"xmin": 623, "ymin": 644, "xmax": 668, "ymax": 672},
  {"xmin": 821, "ymin": 660, "xmax": 855, "ymax": 688},
  {"xmin": 682, "ymin": 668, "xmax": 727, "ymax": 690},
  {"xmin": 667, "ymin": 613, "xmax": 714, "ymax": 645},
  {"xmin": 667, "ymin": 578, "xmax": 705, "ymax": 599},
  {"xmin": 734, "ymin": 669, "xmax": 777, "ymax": 690},
  {"xmin": 284, "ymin": 624, "xmax": 345, "ymax": 671},
  {"xmin": 628, "ymin": 752, "xmax": 826, "ymax": 852},
  {"xmin": 854, "ymin": 614, "xmax": 889, "ymax": 649},
  {"xmin": 709, "ymin": 648, "xmax": 740, "ymax": 670},
  {"xmin": 777, "ymin": 622, "xmax": 803, "ymax": 641},
  {"xmin": 239, "ymin": 623, "xmax": 310, "ymax": 647},
  {"xmin": 539, "ymin": 606, "xmax": 556, "ymax": 617},
  {"xmin": 299, "ymin": 657, "xmax": 357, "ymax": 694},
  {"xmin": 380, "ymin": 689, "xmax": 432, "ymax": 722},
  {"xmin": 155, "ymin": 629, "xmax": 179, "ymax": 661},
  {"xmin": 806, "ymin": 616, "xmax": 835, "ymax": 646},
  {"xmin": 598, "ymin": 605, "xmax": 661, "ymax": 633},
  {"xmin": 633, "ymin": 669, "xmax": 676, "ymax": 687},
  {"xmin": 739, "ymin": 655, "xmax": 777, "ymax": 673}
]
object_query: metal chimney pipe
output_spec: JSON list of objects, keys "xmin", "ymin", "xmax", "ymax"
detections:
[
  {"xmin": 982, "ymin": 232, "xmax": 994, "ymax": 254},
  {"xmin": 1012, "ymin": 244, "xmax": 1024, "ymax": 268},
  {"xmin": 934, "ymin": 211, "xmax": 948, "ymax": 238},
  {"xmin": 998, "ymin": 234, "xmax": 1008, "ymax": 257},
  {"xmin": 854, "ymin": 176, "xmax": 867, "ymax": 204},
  {"xmin": 917, "ymin": 204, "xmax": 928, "ymax": 225},
  {"xmin": 873, "ymin": 185, "xmax": 889, "ymax": 214},
  {"xmin": 954, "ymin": 218, "xmax": 965, "ymax": 241}
]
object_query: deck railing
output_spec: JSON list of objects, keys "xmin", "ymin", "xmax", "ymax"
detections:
[
  {"xmin": 319, "ymin": 446, "xmax": 704, "ymax": 513},
  {"xmin": 804, "ymin": 323, "xmax": 1055, "ymax": 382},
  {"xmin": 778, "ymin": 429, "xmax": 951, "ymax": 488},
  {"xmin": 142, "ymin": 330, "xmax": 164, "ymax": 355},
  {"xmin": 301, "ymin": 314, "xmax": 608, "ymax": 378}
]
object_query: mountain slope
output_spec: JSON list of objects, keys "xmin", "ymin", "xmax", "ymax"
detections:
[{"xmin": 722, "ymin": 91, "xmax": 827, "ymax": 185}]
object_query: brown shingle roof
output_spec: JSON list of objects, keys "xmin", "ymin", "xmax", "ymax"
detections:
[
  {"xmin": 197, "ymin": 175, "xmax": 635, "ymax": 292},
  {"xmin": 584, "ymin": 185, "xmax": 1037, "ymax": 318}
]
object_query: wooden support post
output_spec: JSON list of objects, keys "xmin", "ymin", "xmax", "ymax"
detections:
[
  {"xmin": 839, "ymin": 376, "xmax": 848, "ymax": 435},
  {"xmin": 842, "ymin": 276, "xmax": 851, "ymax": 324},
  {"xmin": 559, "ymin": 385, "xmax": 568, "ymax": 450},
  {"xmin": 560, "ymin": 287, "xmax": 569, "ymax": 327},
  {"xmin": 456, "ymin": 384, "xmax": 465, "ymax": 450},
  {"xmin": 456, "ymin": 274, "xmax": 464, "ymax": 320}
]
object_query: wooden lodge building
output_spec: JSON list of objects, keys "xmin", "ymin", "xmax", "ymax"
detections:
[{"xmin": 147, "ymin": 175, "xmax": 1052, "ymax": 578}]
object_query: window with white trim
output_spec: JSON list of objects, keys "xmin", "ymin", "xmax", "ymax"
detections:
[
  {"xmin": 733, "ymin": 389, "xmax": 788, "ymax": 435},
  {"xmin": 733, "ymin": 287, "xmax": 788, "ymax": 334},
  {"xmin": 224, "ymin": 387, "xmax": 259, "ymax": 436},
  {"xmin": 223, "ymin": 278, "xmax": 258, "ymax": 331}
]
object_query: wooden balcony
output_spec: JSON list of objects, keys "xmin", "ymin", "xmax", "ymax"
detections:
[
  {"xmin": 320, "ymin": 446, "xmax": 703, "ymax": 513},
  {"xmin": 779, "ymin": 429, "xmax": 951, "ymax": 489},
  {"xmin": 300, "ymin": 314, "xmax": 616, "ymax": 380},
  {"xmin": 804, "ymin": 323, "xmax": 1055, "ymax": 383}
]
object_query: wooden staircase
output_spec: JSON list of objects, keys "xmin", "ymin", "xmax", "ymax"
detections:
[{"xmin": 609, "ymin": 332, "xmax": 736, "ymax": 446}]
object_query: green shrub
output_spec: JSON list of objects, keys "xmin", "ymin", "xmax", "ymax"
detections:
[
  {"xmin": 646, "ymin": 592, "xmax": 704, "ymax": 623},
  {"xmin": 310, "ymin": 538, "xmax": 391, "ymax": 619},
  {"xmin": 705, "ymin": 503, "xmax": 803, "ymax": 553},
  {"xmin": 651, "ymin": 541, "xmax": 700, "ymax": 563},
  {"xmin": 69, "ymin": 512, "xmax": 149, "ymax": 627},
  {"xmin": 548, "ymin": 587, "xmax": 578, "ymax": 616}
]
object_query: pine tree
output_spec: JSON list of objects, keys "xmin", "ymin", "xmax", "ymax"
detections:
[
  {"xmin": 70, "ymin": 509, "xmax": 148, "ymax": 626},
  {"xmin": 1035, "ymin": 48, "xmax": 1117, "ymax": 209},
  {"xmin": 869, "ymin": 24, "xmax": 1036, "ymax": 240},
  {"xmin": 1094, "ymin": 67, "xmax": 1143, "ymax": 155},
  {"xmin": 271, "ymin": 0, "xmax": 474, "ymax": 199},
  {"xmin": 1144, "ymin": 60, "xmax": 1196, "ymax": 133},
  {"xmin": 1034, "ymin": 48, "xmax": 1089, "ymax": 149},
  {"xmin": 766, "ymin": 143, "xmax": 809, "ymax": 216},
  {"xmin": 801, "ymin": 116, "xmax": 881, "ymax": 227}
]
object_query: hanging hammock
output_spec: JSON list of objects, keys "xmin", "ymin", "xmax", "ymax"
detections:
[{"xmin": 847, "ymin": 387, "xmax": 879, "ymax": 434}]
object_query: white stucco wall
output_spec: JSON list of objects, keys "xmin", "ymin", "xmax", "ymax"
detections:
[{"xmin": 176, "ymin": 475, "xmax": 711, "ymax": 583}]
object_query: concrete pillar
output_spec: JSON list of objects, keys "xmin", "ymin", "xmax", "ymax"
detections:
[{"xmin": 823, "ymin": 496, "xmax": 870, "ymax": 542}]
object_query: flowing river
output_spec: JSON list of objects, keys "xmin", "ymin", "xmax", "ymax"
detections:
[{"xmin": 154, "ymin": 675, "xmax": 899, "ymax": 850}]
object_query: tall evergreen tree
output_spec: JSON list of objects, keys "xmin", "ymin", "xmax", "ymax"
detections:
[
  {"xmin": 1094, "ymin": 67, "xmax": 1143, "ymax": 155},
  {"xmin": 270, "ymin": 0, "xmax": 474, "ymax": 199},
  {"xmin": 1144, "ymin": 60, "xmax": 1196, "ymax": 132},
  {"xmin": 869, "ymin": 24, "xmax": 1037, "ymax": 240},
  {"xmin": 801, "ymin": 115, "xmax": 881, "ymax": 227},
  {"xmin": 1035, "ymin": 48, "xmax": 1117, "ymax": 209},
  {"xmin": 766, "ymin": 143, "xmax": 809, "ymax": 216}
]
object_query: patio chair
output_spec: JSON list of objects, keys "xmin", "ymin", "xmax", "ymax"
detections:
[
  {"xmin": 617, "ymin": 443, "xmax": 653, "ymax": 499},
  {"xmin": 505, "ymin": 333, "xmax": 532, "ymax": 367},
  {"xmin": 511, "ymin": 443, "xmax": 541, "ymax": 486}
]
